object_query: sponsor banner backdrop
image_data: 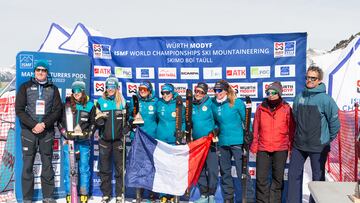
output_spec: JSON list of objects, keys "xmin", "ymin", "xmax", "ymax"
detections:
[
  {"xmin": 88, "ymin": 33, "xmax": 307, "ymax": 200},
  {"xmin": 15, "ymin": 52, "xmax": 91, "ymax": 202}
]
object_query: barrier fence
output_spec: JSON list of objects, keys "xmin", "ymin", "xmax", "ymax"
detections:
[{"xmin": 326, "ymin": 104, "xmax": 359, "ymax": 181}]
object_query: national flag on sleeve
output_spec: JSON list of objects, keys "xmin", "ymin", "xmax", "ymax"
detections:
[{"xmin": 125, "ymin": 128, "xmax": 213, "ymax": 196}]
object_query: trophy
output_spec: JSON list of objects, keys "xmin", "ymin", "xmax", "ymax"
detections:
[{"xmin": 133, "ymin": 112, "xmax": 144, "ymax": 125}]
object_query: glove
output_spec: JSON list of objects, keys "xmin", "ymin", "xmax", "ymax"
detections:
[
  {"xmin": 243, "ymin": 131, "xmax": 253, "ymax": 146},
  {"xmin": 123, "ymin": 125, "xmax": 131, "ymax": 136}
]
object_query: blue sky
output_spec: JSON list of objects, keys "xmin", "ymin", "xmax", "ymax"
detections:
[{"xmin": 0, "ymin": 0, "xmax": 359, "ymax": 67}]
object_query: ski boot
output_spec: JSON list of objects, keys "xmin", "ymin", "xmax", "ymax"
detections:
[
  {"xmin": 136, "ymin": 188, "xmax": 144, "ymax": 203},
  {"xmin": 66, "ymin": 195, "xmax": 71, "ymax": 203},
  {"xmin": 115, "ymin": 196, "xmax": 123, "ymax": 203},
  {"xmin": 80, "ymin": 195, "xmax": 88, "ymax": 203},
  {"xmin": 208, "ymin": 195, "xmax": 215, "ymax": 203},
  {"xmin": 101, "ymin": 196, "xmax": 111, "ymax": 203},
  {"xmin": 169, "ymin": 196, "xmax": 180, "ymax": 203},
  {"xmin": 194, "ymin": 195, "xmax": 208, "ymax": 203},
  {"xmin": 159, "ymin": 196, "xmax": 167, "ymax": 203}
]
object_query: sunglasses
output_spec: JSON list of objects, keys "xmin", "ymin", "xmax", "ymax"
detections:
[
  {"xmin": 161, "ymin": 91, "xmax": 171, "ymax": 96},
  {"xmin": 306, "ymin": 76, "xmax": 318, "ymax": 82},
  {"xmin": 139, "ymin": 87, "xmax": 148, "ymax": 92},
  {"xmin": 266, "ymin": 91, "xmax": 278, "ymax": 96},
  {"xmin": 35, "ymin": 68, "xmax": 47, "ymax": 73},
  {"xmin": 195, "ymin": 90, "xmax": 205, "ymax": 95},
  {"xmin": 106, "ymin": 86, "xmax": 117, "ymax": 90},
  {"xmin": 214, "ymin": 89, "xmax": 223, "ymax": 94}
]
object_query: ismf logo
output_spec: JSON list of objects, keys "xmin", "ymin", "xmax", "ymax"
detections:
[
  {"xmin": 19, "ymin": 54, "xmax": 33, "ymax": 69},
  {"xmin": 136, "ymin": 67, "xmax": 155, "ymax": 79},
  {"xmin": 275, "ymin": 64, "xmax": 295, "ymax": 77},
  {"xmin": 94, "ymin": 65, "xmax": 111, "ymax": 77},
  {"xmin": 274, "ymin": 41, "xmax": 296, "ymax": 58},
  {"xmin": 93, "ymin": 44, "xmax": 112, "ymax": 59},
  {"xmin": 94, "ymin": 81, "xmax": 106, "ymax": 96},
  {"xmin": 357, "ymin": 80, "xmax": 360, "ymax": 93},
  {"xmin": 226, "ymin": 67, "xmax": 246, "ymax": 79}
]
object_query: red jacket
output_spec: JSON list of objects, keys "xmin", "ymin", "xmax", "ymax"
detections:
[{"xmin": 250, "ymin": 100, "xmax": 295, "ymax": 153}]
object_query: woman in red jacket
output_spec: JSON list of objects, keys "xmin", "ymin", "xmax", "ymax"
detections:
[{"xmin": 250, "ymin": 81, "xmax": 295, "ymax": 203}]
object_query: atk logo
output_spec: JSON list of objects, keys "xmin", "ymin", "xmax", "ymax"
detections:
[
  {"xmin": 250, "ymin": 66, "xmax": 271, "ymax": 78},
  {"xmin": 136, "ymin": 67, "xmax": 155, "ymax": 79},
  {"xmin": 275, "ymin": 64, "xmax": 296, "ymax": 77},
  {"xmin": 94, "ymin": 65, "xmax": 111, "ymax": 77},
  {"xmin": 19, "ymin": 54, "xmax": 33, "ymax": 69},
  {"xmin": 94, "ymin": 81, "xmax": 106, "ymax": 96},
  {"xmin": 226, "ymin": 67, "xmax": 246, "ymax": 79},
  {"xmin": 115, "ymin": 67, "xmax": 132, "ymax": 79},
  {"xmin": 274, "ymin": 41, "xmax": 296, "ymax": 58},
  {"xmin": 203, "ymin": 67, "xmax": 222, "ymax": 79},
  {"xmin": 93, "ymin": 44, "xmax": 112, "ymax": 59},
  {"xmin": 158, "ymin": 68, "xmax": 177, "ymax": 79},
  {"xmin": 357, "ymin": 80, "xmax": 360, "ymax": 93}
]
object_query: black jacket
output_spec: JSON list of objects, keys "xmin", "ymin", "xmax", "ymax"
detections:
[{"xmin": 15, "ymin": 78, "xmax": 62, "ymax": 131}]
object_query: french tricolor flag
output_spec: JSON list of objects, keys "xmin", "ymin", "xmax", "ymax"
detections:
[{"xmin": 126, "ymin": 128, "xmax": 213, "ymax": 195}]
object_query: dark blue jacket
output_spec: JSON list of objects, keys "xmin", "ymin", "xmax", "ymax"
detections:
[{"xmin": 293, "ymin": 83, "xmax": 340, "ymax": 152}]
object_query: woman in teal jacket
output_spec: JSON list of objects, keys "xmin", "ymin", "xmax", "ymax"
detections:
[
  {"xmin": 128, "ymin": 81, "xmax": 158, "ymax": 203},
  {"xmin": 211, "ymin": 80, "xmax": 246, "ymax": 203},
  {"xmin": 156, "ymin": 83, "xmax": 185, "ymax": 145},
  {"xmin": 156, "ymin": 83, "xmax": 184, "ymax": 203},
  {"xmin": 192, "ymin": 82, "xmax": 218, "ymax": 203}
]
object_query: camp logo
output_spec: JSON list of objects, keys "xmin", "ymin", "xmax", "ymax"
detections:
[
  {"xmin": 115, "ymin": 67, "xmax": 132, "ymax": 79},
  {"xmin": 94, "ymin": 81, "xmax": 105, "ymax": 96},
  {"xmin": 19, "ymin": 54, "xmax": 33, "ymax": 69},
  {"xmin": 250, "ymin": 66, "xmax": 271, "ymax": 78},
  {"xmin": 226, "ymin": 66, "xmax": 246, "ymax": 79},
  {"xmin": 274, "ymin": 41, "xmax": 296, "ymax": 58},
  {"xmin": 158, "ymin": 68, "xmax": 177, "ymax": 79},
  {"xmin": 93, "ymin": 44, "xmax": 112, "ymax": 59},
  {"xmin": 136, "ymin": 67, "xmax": 155, "ymax": 79},
  {"xmin": 94, "ymin": 65, "xmax": 111, "ymax": 77},
  {"xmin": 275, "ymin": 64, "xmax": 296, "ymax": 77},
  {"xmin": 180, "ymin": 68, "xmax": 199, "ymax": 79},
  {"xmin": 203, "ymin": 67, "xmax": 222, "ymax": 79}
]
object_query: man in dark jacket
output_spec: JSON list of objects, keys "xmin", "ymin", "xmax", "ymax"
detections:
[
  {"xmin": 287, "ymin": 65, "xmax": 340, "ymax": 203},
  {"xmin": 15, "ymin": 60, "xmax": 62, "ymax": 203}
]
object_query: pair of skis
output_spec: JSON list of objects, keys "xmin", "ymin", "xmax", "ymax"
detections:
[
  {"xmin": 242, "ymin": 96, "xmax": 252, "ymax": 203},
  {"xmin": 175, "ymin": 89, "xmax": 193, "ymax": 145}
]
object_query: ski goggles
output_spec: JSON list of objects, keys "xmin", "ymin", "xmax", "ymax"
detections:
[
  {"xmin": 214, "ymin": 89, "xmax": 224, "ymax": 94},
  {"xmin": 195, "ymin": 89, "xmax": 205, "ymax": 95},
  {"xmin": 72, "ymin": 88, "xmax": 83, "ymax": 94},
  {"xmin": 139, "ymin": 86, "xmax": 148, "ymax": 92},
  {"xmin": 161, "ymin": 91, "xmax": 172, "ymax": 96},
  {"xmin": 106, "ymin": 85, "xmax": 117, "ymax": 90},
  {"xmin": 266, "ymin": 90, "xmax": 278, "ymax": 96},
  {"xmin": 305, "ymin": 76, "xmax": 319, "ymax": 82}
]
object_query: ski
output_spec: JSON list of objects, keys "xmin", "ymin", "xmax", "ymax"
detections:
[
  {"xmin": 185, "ymin": 89, "xmax": 193, "ymax": 143},
  {"xmin": 175, "ymin": 95, "xmax": 183, "ymax": 145},
  {"xmin": 241, "ymin": 96, "xmax": 252, "ymax": 203},
  {"xmin": 65, "ymin": 98, "xmax": 78, "ymax": 203}
]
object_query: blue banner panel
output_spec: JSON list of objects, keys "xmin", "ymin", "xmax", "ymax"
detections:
[
  {"xmin": 15, "ymin": 52, "xmax": 91, "ymax": 202},
  {"xmin": 88, "ymin": 33, "xmax": 307, "ymax": 201}
]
